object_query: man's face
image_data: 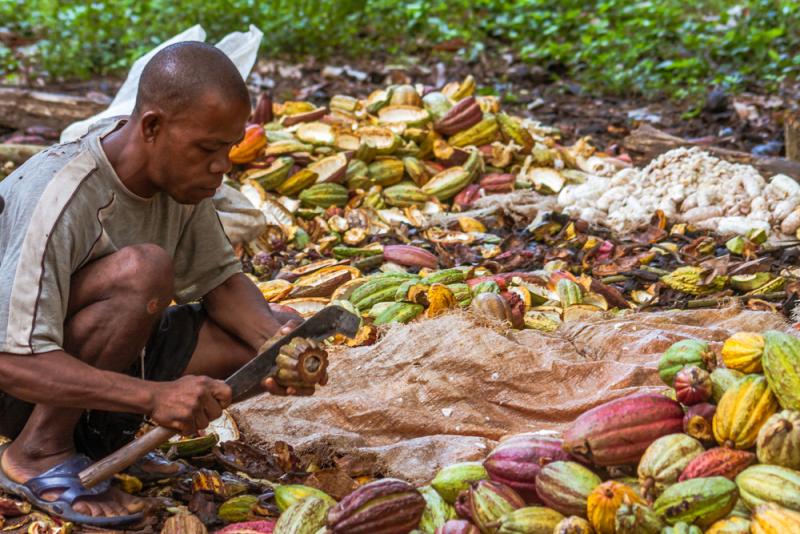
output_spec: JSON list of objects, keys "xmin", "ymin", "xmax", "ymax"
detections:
[{"xmin": 148, "ymin": 91, "xmax": 250, "ymax": 204}]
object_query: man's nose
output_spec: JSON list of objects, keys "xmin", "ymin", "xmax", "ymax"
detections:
[{"xmin": 210, "ymin": 155, "xmax": 233, "ymax": 175}]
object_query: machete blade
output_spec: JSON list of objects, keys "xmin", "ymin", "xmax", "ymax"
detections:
[{"xmin": 225, "ymin": 305, "xmax": 359, "ymax": 402}]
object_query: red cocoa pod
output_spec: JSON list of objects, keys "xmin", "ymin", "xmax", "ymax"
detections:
[
  {"xmin": 453, "ymin": 183, "xmax": 481, "ymax": 209},
  {"xmin": 483, "ymin": 434, "xmax": 572, "ymax": 503},
  {"xmin": 434, "ymin": 96, "xmax": 483, "ymax": 136},
  {"xmin": 678, "ymin": 447, "xmax": 756, "ymax": 481},
  {"xmin": 467, "ymin": 275, "xmax": 508, "ymax": 291},
  {"xmin": 327, "ymin": 478, "xmax": 424, "ymax": 533},
  {"xmin": 683, "ymin": 402, "xmax": 717, "ymax": 444},
  {"xmin": 501, "ymin": 291, "xmax": 525, "ymax": 329},
  {"xmin": 383, "ymin": 244, "xmax": 439, "ymax": 269},
  {"xmin": 252, "ymin": 91, "xmax": 273, "ymax": 124},
  {"xmin": 562, "ymin": 393, "xmax": 684, "ymax": 466},
  {"xmin": 435, "ymin": 519, "xmax": 480, "ymax": 534},
  {"xmin": 674, "ymin": 365, "xmax": 713, "ymax": 406},
  {"xmin": 479, "ymin": 173, "xmax": 516, "ymax": 193}
]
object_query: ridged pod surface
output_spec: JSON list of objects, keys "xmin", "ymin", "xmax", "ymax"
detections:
[
  {"xmin": 710, "ymin": 368, "xmax": 745, "ymax": 404},
  {"xmin": 636, "ymin": 433, "xmax": 705, "ymax": 502},
  {"xmin": 761, "ymin": 330, "xmax": 800, "ymax": 410},
  {"xmin": 704, "ymin": 516, "xmax": 752, "ymax": 534},
  {"xmin": 493, "ymin": 506, "xmax": 565, "ymax": 534},
  {"xmin": 673, "ymin": 366, "xmax": 712, "ymax": 406},
  {"xmin": 326, "ymin": 478, "xmax": 425, "ymax": 534},
  {"xmin": 434, "ymin": 519, "xmax": 480, "ymax": 534},
  {"xmin": 660, "ymin": 522, "xmax": 702, "ymax": 534},
  {"xmin": 613, "ymin": 499, "xmax": 663, "ymax": 534},
  {"xmin": 534, "ymin": 461, "xmax": 601, "ymax": 517},
  {"xmin": 750, "ymin": 503, "xmax": 800, "ymax": 534},
  {"xmin": 274, "ymin": 484, "xmax": 337, "ymax": 512},
  {"xmin": 483, "ymin": 435, "xmax": 572, "ymax": 504},
  {"xmin": 419, "ymin": 485, "xmax": 457, "ymax": 534},
  {"xmin": 562, "ymin": 393, "xmax": 684, "ymax": 466},
  {"xmin": 586, "ymin": 481, "xmax": 644, "ymax": 534},
  {"xmin": 657, "ymin": 339, "xmax": 716, "ymax": 386},
  {"xmin": 712, "ymin": 374, "xmax": 778, "ymax": 450},
  {"xmin": 678, "ymin": 447, "xmax": 755, "ymax": 482},
  {"xmin": 652, "ymin": 476, "xmax": 738, "ymax": 528},
  {"xmin": 456, "ymin": 480, "xmax": 525, "ymax": 533},
  {"xmin": 735, "ymin": 464, "xmax": 800, "ymax": 512},
  {"xmin": 721, "ymin": 332, "xmax": 764, "ymax": 373},
  {"xmin": 431, "ymin": 462, "xmax": 489, "ymax": 504},
  {"xmin": 756, "ymin": 410, "xmax": 800, "ymax": 469},
  {"xmin": 273, "ymin": 496, "xmax": 329, "ymax": 534}
]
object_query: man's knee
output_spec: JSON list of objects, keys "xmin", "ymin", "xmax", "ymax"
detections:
[{"xmin": 114, "ymin": 244, "xmax": 175, "ymax": 305}]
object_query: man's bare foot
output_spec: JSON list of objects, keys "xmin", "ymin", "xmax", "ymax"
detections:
[{"xmin": 1, "ymin": 442, "xmax": 144, "ymax": 518}]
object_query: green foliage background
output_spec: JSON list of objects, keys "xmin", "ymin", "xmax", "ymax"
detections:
[{"xmin": 1, "ymin": 0, "xmax": 799, "ymax": 99}]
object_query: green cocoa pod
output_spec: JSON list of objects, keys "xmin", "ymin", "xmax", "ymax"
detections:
[
  {"xmin": 430, "ymin": 462, "xmax": 488, "ymax": 504},
  {"xmin": 658, "ymin": 339, "xmax": 716, "ymax": 387},
  {"xmin": 652, "ymin": 476, "xmax": 737, "ymax": 528},
  {"xmin": 274, "ymin": 496, "xmax": 329, "ymax": 534},
  {"xmin": 418, "ymin": 485, "xmax": 457, "ymax": 533}
]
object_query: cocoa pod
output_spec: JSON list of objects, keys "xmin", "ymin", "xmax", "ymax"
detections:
[
  {"xmin": 720, "ymin": 332, "xmax": 764, "ymax": 373},
  {"xmin": 383, "ymin": 181, "xmax": 430, "ymax": 207},
  {"xmin": 534, "ymin": 461, "xmax": 601, "ymax": 517},
  {"xmin": 652, "ymin": 476, "xmax": 738, "ymax": 528},
  {"xmin": 673, "ymin": 365, "xmax": 712, "ymax": 406},
  {"xmin": 383, "ymin": 244, "xmax": 439, "ymax": 269},
  {"xmin": 735, "ymin": 464, "xmax": 800, "ymax": 512},
  {"xmin": 756, "ymin": 410, "xmax": 800, "ymax": 470},
  {"xmin": 562, "ymin": 393, "xmax": 684, "ymax": 466},
  {"xmin": 750, "ymin": 503, "xmax": 800, "ymax": 534},
  {"xmin": 455, "ymin": 480, "xmax": 524, "ymax": 533},
  {"xmin": 161, "ymin": 513, "xmax": 208, "ymax": 534},
  {"xmin": 431, "ymin": 462, "xmax": 489, "ymax": 504},
  {"xmin": 434, "ymin": 97, "xmax": 483, "ymax": 136},
  {"xmin": 274, "ymin": 496, "xmax": 329, "ymax": 534},
  {"xmin": 434, "ymin": 520, "xmax": 480, "ymax": 534},
  {"xmin": 713, "ymin": 374, "xmax": 778, "ymax": 450},
  {"xmin": 657, "ymin": 339, "xmax": 716, "ymax": 387},
  {"xmin": 483, "ymin": 435, "xmax": 572, "ymax": 504},
  {"xmin": 299, "ymin": 183, "xmax": 349, "ymax": 208},
  {"xmin": 614, "ymin": 498, "xmax": 663, "ymax": 534},
  {"xmin": 553, "ymin": 516, "xmax": 594, "ymax": 534},
  {"xmin": 479, "ymin": 173, "xmax": 515, "ymax": 193},
  {"xmin": 704, "ymin": 516, "xmax": 752, "ymax": 534},
  {"xmin": 218, "ymin": 495, "xmax": 259, "ymax": 523},
  {"xmin": 422, "ymin": 166, "xmax": 473, "ymax": 201},
  {"xmin": 449, "ymin": 115, "xmax": 500, "ymax": 148},
  {"xmin": 453, "ymin": 183, "xmax": 481, "ymax": 209},
  {"xmin": 327, "ymin": 478, "xmax": 424, "ymax": 534},
  {"xmin": 762, "ymin": 330, "xmax": 800, "ymax": 410},
  {"xmin": 678, "ymin": 447, "xmax": 755, "ymax": 482},
  {"xmin": 274, "ymin": 484, "xmax": 337, "ymax": 512},
  {"xmin": 492, "ymin": 506, "xmax": 564, "ymax": 534},
  {"xmin": 682, "ymin": 402, "xmax": 716, "ymax": 444},
  {"xmin": 230, "ymin": 124, "xmax": 267, "ymax": 164},
  {"xmin": 710, "ymin": 368, "xmax": 745, "ymax": 404},
  {"xmin": 586, "ymin": 481, "xmax": 644, "ymax": 534},
  {"xmin": 471, "ymin": 292, "xmax": 512, "ymax": 324},
  {"xmin": 419, "ymin": 485, "xmax": 458, "ymax": 534},
  {"xmin": 216, "ymin": 520, "xmax": 277, "ymax": 533},
  {"xmin": 637, "ymin": 433, "xmax": 704, "ymax": 502}
]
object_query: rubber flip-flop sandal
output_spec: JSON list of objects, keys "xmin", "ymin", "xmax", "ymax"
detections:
[{"xmin": 0, "ymin": 444, "xmax": 143, "ymax": 527}]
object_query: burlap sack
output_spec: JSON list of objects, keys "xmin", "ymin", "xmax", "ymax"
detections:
[{"xmin": 231, "ymin": 306, "xmax": 788, "ymax": 484}]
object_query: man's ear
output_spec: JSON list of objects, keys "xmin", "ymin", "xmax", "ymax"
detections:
[{"xmin": 140, "ymin": 111, "xmax": 163, "ymax": 143}]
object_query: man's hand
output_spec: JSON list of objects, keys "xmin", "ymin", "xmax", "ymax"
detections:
[{"xmin": 149, "ymin": 376, "xmax": 232, "ymax": 436}]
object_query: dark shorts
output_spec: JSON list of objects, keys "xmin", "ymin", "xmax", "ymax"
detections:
[{"xmin": 0, "ymin": 304, "xmax": 205, "ymax": 459}]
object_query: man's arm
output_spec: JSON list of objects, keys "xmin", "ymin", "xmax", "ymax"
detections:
[
  {"xmin": 202, "ymin": 272, "xmax": 292, "ymax": 352},
  {"xmin": 0, "ymin": 350, "xmax": 156, "ymax": 412}
]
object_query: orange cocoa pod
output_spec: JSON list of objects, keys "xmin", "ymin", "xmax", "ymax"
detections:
[{"xmin": 229, "ymin": 124, "xmax": 267, "ymax": 164}]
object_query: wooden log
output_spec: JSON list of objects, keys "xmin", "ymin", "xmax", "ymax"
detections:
[
  {"xmin": 785, "ymin": 110, "xmax": 800, "ymax": 162},
  {"xmin": 0, "ymin": 143, "xmax": 44, "ymax": 165},
  {"xmin": 0, "ymin": 87, "xmax": 108, "ymax": 131},
  {"xmin": 624, "ymin": 124, "xmax": 800, "ymax": 181}
]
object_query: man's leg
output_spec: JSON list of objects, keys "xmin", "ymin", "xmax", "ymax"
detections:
[{"xmin": 1, "ymin": 244, "xmax": 173, "ymax": 518}]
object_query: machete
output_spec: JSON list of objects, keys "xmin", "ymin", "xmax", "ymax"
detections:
[{"xmin": 79, "ymin": 305, "xmax": 359, "ymax": 488}]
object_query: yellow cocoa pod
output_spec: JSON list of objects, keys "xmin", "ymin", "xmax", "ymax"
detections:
[
  {"xmin": 587, "ymin": 481, "xmax": 644, "ymax": 534},
  {"xmin": 721, "ymin": 332, "xmax": 764, "ymax": 373},
  {"xmin": 751, "ymin": 503, "xmax": 800, "ymax": 534},
  {"xmin": 713, "ymin": 374, "xmax": 779, "ymax": 449}
]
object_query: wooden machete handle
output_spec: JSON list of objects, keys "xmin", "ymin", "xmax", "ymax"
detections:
[{"xmin": 79, "ymin": 426, "xmax": 176, "ymax": 488}]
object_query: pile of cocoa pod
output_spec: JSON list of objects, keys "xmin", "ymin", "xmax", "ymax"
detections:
[{"xmin": 197, "ymin": 326, "xmax": 796, "ymax": 534}]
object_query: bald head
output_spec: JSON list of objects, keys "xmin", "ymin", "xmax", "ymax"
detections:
[{"xmin": 132, "ymin": 41, "xmax": 250, "ymax": 118}]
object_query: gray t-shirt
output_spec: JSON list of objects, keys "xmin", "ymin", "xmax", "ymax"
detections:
[{"xmin": 0, "ymin": 118, "xmax": 241, "ymax": 355}]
